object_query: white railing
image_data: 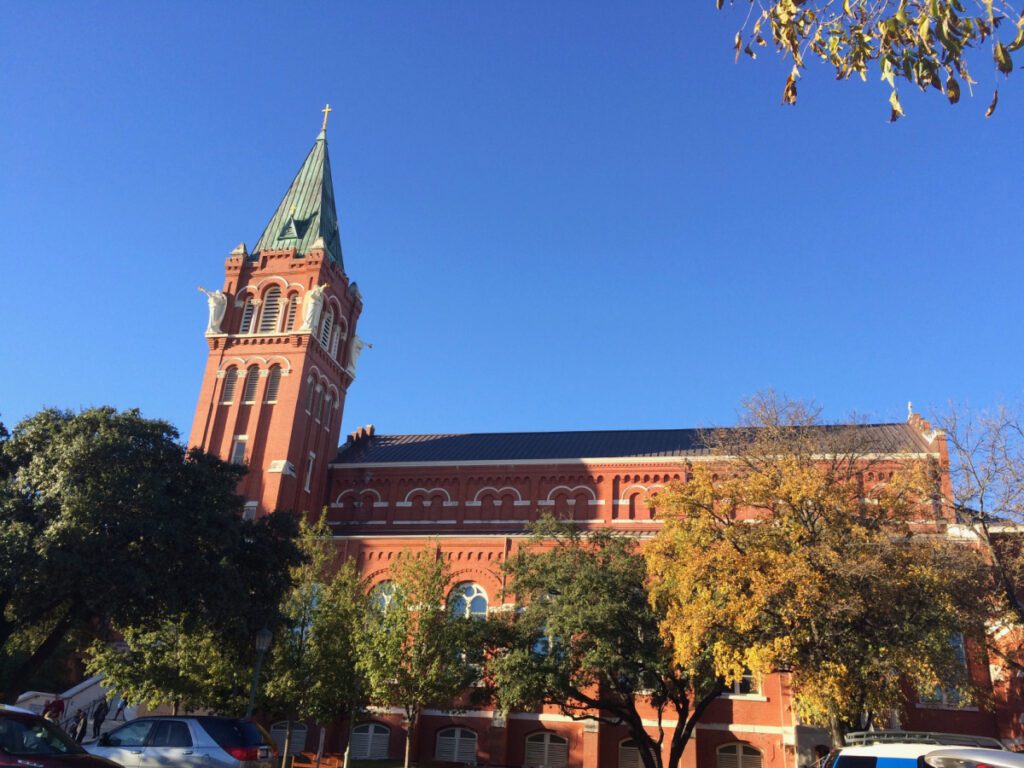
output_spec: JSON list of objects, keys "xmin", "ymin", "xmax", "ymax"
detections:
[{"xmin": 15, "ymin": 675, "xmax": 136, "ymax": 738}]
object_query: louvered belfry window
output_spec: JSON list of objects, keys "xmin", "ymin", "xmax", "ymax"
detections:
[
  {"xmin": 242, "ymin": 365, "xmax": 260, "ymax": 404},
  {"xmin": 221, "ymin": 367, "xmax": 238, "ymax": 404},
  {"xmin": 239, "ymin": 298, "xmax": 256, "ymax": 333},
  {"xmin": 350, "ymin": 724, "xmax": 389, "ymax": 761},
  {"xmin": 319, "ymin": 309, "xmax": 334, "ymax": 349},
  {"xmin": 435, "ymin": 728, "xmax": 476, "ymax": 765},
  {"xmin": 258, "ymin": 288, "xmax": 281, "ymax": 333},
  {"xmin": 284, "ymin": 294, "xmax": 300, "ymax": 331},
  {"xmin": 525, "ymin": 733, "xmax": 568, "ymax": 768},
  {"xmin": 717, "ymin": 745, "xmax": 763, "ymax": 768},
  {"xmin": 265, "ymin": 366, "xmax": 282, "ymax": 403}
]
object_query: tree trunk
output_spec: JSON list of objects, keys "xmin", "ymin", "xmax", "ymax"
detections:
[
  {"xmin": 403, "ymin": 710, "xmax": 417, "ymax": 768},
  {"xmin": 668, "ymin": 682, "xmax": 724, "ymax": 768},
  {"xmin": 828, "ymin": 718, "xmax": 845, "ymax": 749},
  {"xmin": 172, "ymin": 701, "xmax": 180, "ymax": 716},
  {"xmin": 1, "ymin": 612, "xmax": 74, "ymax": 703},
  {"xmin": 282, "ymin": 722, "xmax": 293, "ymax": 768}
]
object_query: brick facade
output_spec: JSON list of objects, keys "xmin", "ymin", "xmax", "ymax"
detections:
[{"xmin": 188, "ymin": 127, "xmax": 1021, "ymax": 768}]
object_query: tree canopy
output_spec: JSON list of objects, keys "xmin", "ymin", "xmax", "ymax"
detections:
[
  {"xmin": 358, "ymin": 546, "xmax": 482, "ymax": 768},
  {"xmin": 645, "ymin": 395, "xmax": 994, "ymax": 743},
  {"xmin": 487, "ymin": 516, "xmax": 723, "ymax": 768},
  {"xmin": 719, "ymin": 0, "xmax": 1023, "ymax": 119},
  {"xmin": 0, "ymin": 406, "xmax": 300, "ymax": 703},
  {"xmin": 263, "ymin": 519, "xmax": 368, "ymax": 725}
]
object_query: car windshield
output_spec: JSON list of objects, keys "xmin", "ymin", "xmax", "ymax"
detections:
[{"xmin": 0, "ymin": 714, "xmax": 84, "ymax": 756}]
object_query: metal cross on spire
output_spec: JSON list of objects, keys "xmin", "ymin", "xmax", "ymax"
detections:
[{"xmin": 321, "ymin": 103, "xmax": 333, "ymax": 131}]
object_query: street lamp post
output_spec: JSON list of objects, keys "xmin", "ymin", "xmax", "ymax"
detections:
[{"xmin": 245, "ymin": 627, "xmax": 273, "ymax": 719}]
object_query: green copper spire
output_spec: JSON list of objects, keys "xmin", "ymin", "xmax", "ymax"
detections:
[{"xmin": 252, "ymin": 126, "xmax": 343, "ymax": 267}]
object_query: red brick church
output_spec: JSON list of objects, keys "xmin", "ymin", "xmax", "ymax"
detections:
[{"xmin": 187, "ymin": 119, "xmax": 1021, "ymax": 768}]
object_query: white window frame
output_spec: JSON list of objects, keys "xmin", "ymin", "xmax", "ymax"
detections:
[
  {"xmin": 435, "ymin": 727, "xmax": 476, "ymax": 765},
  {"xmin": 721, "ymin": 670, "xmax": 761, "ymax": 698},
  {"xmin": 350, "ymin": 723, "xmax": 390, "ymax": 761},
  {"xmin": 230, "ymin": 436, "xmax": 248, "ymax": 465},
  {"xmin": 525, "ymin": 732, "xmax": 568, "ymax": 768},
  {"xmin": 242, "ymin": 501, "xmax": 258, "ymax": 521},
  {"xmin": 717, "ymin": 743, "xmax": 763, "ymax": 768},
  {"xmin": 449, "ymin": 582, "xmax": 488, "ymax": 619}
]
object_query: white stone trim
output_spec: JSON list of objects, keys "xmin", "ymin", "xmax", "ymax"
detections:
[
  {"xmin": 546, "ymin": 485, "xmax": 597, "ymax": 502},
  {"xmin": 393, "ymin": 519, "xmax": 458, "ymax": 525},
  {"xmin": 402, "ymin": 487, "xmax": 453, "ymax": 504},
  {"xmin": 472, "ymin": 486, "xmax": 523, "ymax": 503}
]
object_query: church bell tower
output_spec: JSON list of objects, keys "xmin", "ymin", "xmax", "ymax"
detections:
[{"xmin": 189, "ymin": 109, "xmax": 363, "ymax": 517}]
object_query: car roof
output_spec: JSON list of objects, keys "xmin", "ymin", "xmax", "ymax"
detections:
[
  {"xmin": 924, "ymin": 748, "xmax": 1024, "ymax": 767},
  {"xmin": 0, "ymin": 704, "xmax": 42, "ymax": 716},
  {"xmin": 840, "ymin": 745, "xmax": 949, "ymax": 758}
]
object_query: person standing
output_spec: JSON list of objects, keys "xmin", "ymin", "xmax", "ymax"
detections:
[
  {"xmin": 112, "ymin": 698, "xmax": 127, "ymax": 721},
  {"xmin": 91, "ymin": 698, "xmax": 109, "ymax": 738},
  {"xmin": 71, "ymin": 710, "xmax": 88, "ymax": 743},
  {"xmin": 43, "ymin": 697, "xmax": 65, "ymax": 723}
]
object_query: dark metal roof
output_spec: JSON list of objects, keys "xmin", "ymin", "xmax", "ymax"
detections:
[
  {"xmin": 252, "ymin": 129, "xmax": 343, "ymax": 267},
  {"xmin": 333, "ymin": 423, "xmax": 931, "ymax": 465}
]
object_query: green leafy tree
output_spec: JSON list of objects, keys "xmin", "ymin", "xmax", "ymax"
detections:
[
  {"xmin": 87, "ymin": 621, "xmax": 252, "ymax": 715},
  {"xmin": 263, "ymin": 519, "xmax": 368, "ymax": 748},
  {"xmin": 719, "ymin": 0, "xmax": 1023, "ymax": 119},
  {"xmin": 358, "ymin": 545, "xmax": 481, "ymax": 768},
  {"xmin": 646, "ymin": 394, "xmax": 994, "ymax": 744},
  {"xmin": 487, "ymin": 516, "xmax": 723, "ymax": 768},
  {"xmin": 0, "ymin": 406, "xmax": 301, "ymax": 703}
]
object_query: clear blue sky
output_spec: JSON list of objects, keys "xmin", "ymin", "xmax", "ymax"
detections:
[{"xmin": 2, "ymin": 2, "xmax": 1020, "ymax": 440}]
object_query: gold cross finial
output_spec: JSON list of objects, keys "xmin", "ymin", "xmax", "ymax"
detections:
[{"xmin": 321, "ymin": 103, "xmax": 333, "ymax": 131}]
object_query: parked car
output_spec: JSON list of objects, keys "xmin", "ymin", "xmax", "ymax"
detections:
[
  {"xmin": 924, "ymin": 749, "xmax": 1024, "ymax": 768},
  {"xmin": 0, "ymin": 704, "xmax": 121, "ymax": 768},
  {"xmin": 85, "ymin": 717, "xmax": 276, "ymax": 768},
  {"xmin": 825, "ymin": 731, "xmax": 1008, "ymax": 768}
]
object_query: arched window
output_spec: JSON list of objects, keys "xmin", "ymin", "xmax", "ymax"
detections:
[
  {"xmin": 239, "ymin": 297, "xmax": 256, "ymax": 334},
  {"xmin": 284, "ymin": 293, "xmax": 300, "ymax": 331},
  {"xmin": 242, "ymin": 365, "xmax": 260, "ymax": 404},
  {"xmin": 350, "ymin": 723, "xmax": 390, "ymax": 761},
  {"xmin": 717, "ymin": 744, "xmax": 763, "ymax": 768},
  {"xmin": 305, "ymin": 377, "xmax": 315, "ymax": 414},
  {"xmin": 525, "ymin": 733, "xmax": 568, "ymax": 768},
  {"xmin": 319, "ymin": 308, "xmax": 334, "ymax": 349},
  {"xmin": 322, "ymin": 393, "xmax": 332, "ymax": 429},
  {"xmin": 369, "ymin": 581, "xmax": 397, "ymax": 612},
  {"xmin": 317, "ymin": 390, "xmax": 329, "ymax": 425},
  {"xmin": 619, "ymin": 740, "xmax": 656, "ymax": 768},
  {"xmin": 449, "ymin": 582, "xmax": 488, "ymax": 619},
  {"xmin": 313, "ymin": 386, "xmax": 324, "ymax": 423},
  {"xmin": 221, "ymin": 367, "xmax": 238, "ymax": 404},
  {"xmin": 435, "ymin": 728, "xmax": 476, "ymax": 765},
  {"xmin": 264, "ymin": 365, "xmax": 282, "ymax": 403},
  {"xmin": 258, "ymin": 287, "xmax": 282, "ymax": 333}
]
